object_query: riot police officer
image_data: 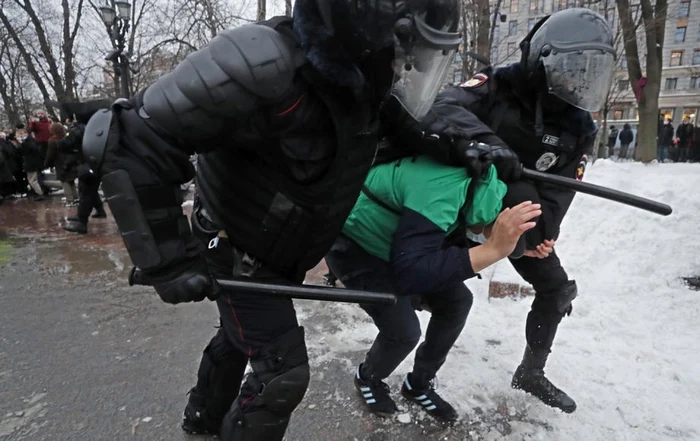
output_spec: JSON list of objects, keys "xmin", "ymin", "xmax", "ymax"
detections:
[
  {"xmin": 422, "ymin": 8, "xmax": 616, "ymax": 413},
  {"xmin": 82, "ymin": 0, "xmax": 464, "ymax": 439}
]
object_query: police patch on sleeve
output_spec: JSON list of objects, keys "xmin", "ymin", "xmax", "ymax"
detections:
[
  {"xmin": 460, "ymin": 73, "xmax": 488, "ymax": 88},
  {"xmin": 575, "ymin": 155, "xmax": 588, "ymax": 181}
]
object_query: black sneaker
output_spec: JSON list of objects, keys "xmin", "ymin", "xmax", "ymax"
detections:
[
  {"xmin": 400, "ymin": 374, "xmax": 458, "ymax": 422},
  {"xmin": 512, "ymin": 365, "xmax": 576, "ymax": 413},
  {"xmin": 354, "ymin": 364, "xmax": 398, "ymax": 417}
]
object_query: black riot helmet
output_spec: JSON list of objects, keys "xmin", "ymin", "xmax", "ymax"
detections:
[
  {"xmin": 519, "ymin": 8, "xmax": 616, "ymax": 112},
  {"xmin": 314, "ymin": 0, "xmax": 462, "ymax": 120}
]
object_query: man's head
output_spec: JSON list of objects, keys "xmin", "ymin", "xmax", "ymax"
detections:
[
  {"xmin": 666, "ymin": 118, "xmax": 671, "ymax": 125},
  {"xmin": 610, "ymin": 125, "xmax": 616, "ymax": 130},
  {"xmin": 683, "ymin": 117, "xmax": 690, "ymax": 124},
  {"xmin": 303, "ymin": 0, "xmax": 461, "ymax": 120},
  {"xmin": 519, "ymin": 8, "xmax": 615, "ymax": 112}
]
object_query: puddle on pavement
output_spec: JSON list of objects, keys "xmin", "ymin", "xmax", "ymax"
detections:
[{"xmin": 1, "ymin": 196, "xmax": 133, "ymax": 279}]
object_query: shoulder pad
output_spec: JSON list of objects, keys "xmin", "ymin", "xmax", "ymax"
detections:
[
  {"xmin": 210, "ymin": 24, "xmax": 306, "ymax": 100},
  {"xmin": 141, "ymin": 24, "xmax": 306, "ymax": 138},
  {"xmin": 82, "ymin": 108, "xmax": 112, "ymax": 173}
]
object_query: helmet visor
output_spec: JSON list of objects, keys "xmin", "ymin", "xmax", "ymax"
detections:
[
  {"xmin": 542, "ymin": 49, "xmax": 615, "ymax": 112},
  {"xmin": 391, "ymin": 46, "xmax": 456, "ymax": 120}
]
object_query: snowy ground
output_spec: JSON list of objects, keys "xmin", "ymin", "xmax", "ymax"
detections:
[{"xmin": 297, "ymin": 160, "xmax": 700, "ymax": 441}]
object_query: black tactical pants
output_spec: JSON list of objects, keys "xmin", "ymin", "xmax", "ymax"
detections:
[
  {"xmin": 325, "ymin": 236, "xmax": 473, "ymax": 384},
  {"xmin": 504, "ymin": 178, "xmax": 574, "ymax": 353},
  {"xmin": 190, "ymin": 208, "xmax": 309, "ymax": 440},
  {"xmin": 77, "ymin": 173, "xmax": 104, "ymax": 223}
]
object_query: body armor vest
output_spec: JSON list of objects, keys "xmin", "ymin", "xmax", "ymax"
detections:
[{"xmin": 196, "ymin": 66, "xmax": 379, "ymax": 280}]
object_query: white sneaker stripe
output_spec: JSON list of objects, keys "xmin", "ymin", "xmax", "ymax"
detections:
[
  {"xmin": 415, "ymin": 394, "xmax": 427, "ymax": 401},
  {"xmin": 363, "ymin": 393, "xmax": 373, "ymax": 398},
  {"xmin": 425, "ymin": 404, "xmax": 437, "ymax": 411},
  {"xmin": 421, "ymin": 399, "xmax": 432, "ymax": 406},
  {"xmin": 360, "ymin": 387, "xmax": 370, "ymax": 392},
  {"xmin": 404, "ymin": 376, "xmax": 413, "ymax": 390},
  {"xmin": 366, "ymin": 398, "xmax": 376, "ymax": 404}
]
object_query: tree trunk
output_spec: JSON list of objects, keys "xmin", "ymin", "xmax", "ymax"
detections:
[
  {"xmin": 475, "ymin": 0, "xmax": 491, "ymax": 59},
  {"xmin": 637, "ymin": 82, "xmax": 661, "ymax": 162},
  {"xmin": 257, "ymin": 0, "xmax": 266, "ymax": 22},
  {"xmin": 285, "ymin": 0, "xmax": 292, "ymax": 17}
]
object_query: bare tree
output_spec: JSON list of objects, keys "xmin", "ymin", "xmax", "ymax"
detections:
[
  {"xmin": 616, "ymin": 0, "xmax": 668, "ymax": 162},
  {"xmin": 0, "ymin": 0, "xmax": 85, "ymax": 119},
  {"xmin": 257, "ymin": 0, "xmax": 266, "ymax": 22}
]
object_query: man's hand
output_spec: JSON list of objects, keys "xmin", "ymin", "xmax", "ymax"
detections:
[
  {"xmin": 147, "ymin": 257, "xmax": 221, "ymax": 304},
  {"xmin": 524, "ymin": 239, "xmax": 555, "ymax": 259},
  {"xmin": 485, "ymin": 201, "xmax": 542, "ymax": 258}
]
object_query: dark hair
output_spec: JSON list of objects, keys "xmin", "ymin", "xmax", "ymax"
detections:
[
  {"xmin": 15, "ymin": 123, "xmax": 25, "ymax": 129},
  {"xmin": 623, "ymin": 123, "xmax": 631, "ymax": 129}
]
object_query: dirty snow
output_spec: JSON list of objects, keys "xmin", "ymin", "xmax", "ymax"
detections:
[{"xmin": 300, "ymin": 161, "xmax": 700, "ymax": 441}]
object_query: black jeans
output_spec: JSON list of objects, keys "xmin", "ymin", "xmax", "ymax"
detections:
[
  {"xmin": 325, "ymin": 236, "xmax": 473, "ymax": 384},
  {"xmin": 77, "ymin": 173, "xmax": 104, "ymax": 222}
]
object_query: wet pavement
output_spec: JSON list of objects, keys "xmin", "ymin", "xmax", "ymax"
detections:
[{"xmin": 0, "ymin": 194, "xmax": 527, "ymax": 441}]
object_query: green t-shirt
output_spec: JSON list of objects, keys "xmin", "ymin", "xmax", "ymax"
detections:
[{"xmin": 342, "ymin": 156, "xmax": 507, "ymax": 261}]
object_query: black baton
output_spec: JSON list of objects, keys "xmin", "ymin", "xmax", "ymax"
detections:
[
  {"xmin": 129, "ymin": 267, "xmax": 397, "ymax": 306},
  {"xmin": 521, "ymin": 167, "xmax": 673, "ymax": 216}
]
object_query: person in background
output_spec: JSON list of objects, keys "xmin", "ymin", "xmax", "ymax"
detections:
[
  {"xmin": 607, "ymin": 125, "xmax": 618, "ymax": 158},
  {"xmin": 0, "ymin": 132, "xmax": 16, "ymax": 204},
  {"xmin": 675, "ymin": 118, "xmax": 693, "ymax": 163},
  {"xmin": 618, "ymin": 123, "xmax": 634, "ymax": 160},
  {"xmin": 9, "ymin": 129, "xmax": 45, "ymax": 200},
  {"xmin": 46, "ymin": 122, "xmax": 79, "ymax": 206},
  {"xmin": 28, "ymin": 111, "xmax": 52, "ymax": 163},
  {"xmin": 659, "ymin": 118, "xmax": 674, "ymax": 162}
]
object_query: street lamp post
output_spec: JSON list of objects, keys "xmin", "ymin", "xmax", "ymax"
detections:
[{"xmin": 100, "ymin": 1, "xmax": 132, "ymax": 98}]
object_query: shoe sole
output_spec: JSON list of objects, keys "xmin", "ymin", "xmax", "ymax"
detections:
[{"xmin": 400, "ymin": 388, "xmax": 458, "ymax": 423}]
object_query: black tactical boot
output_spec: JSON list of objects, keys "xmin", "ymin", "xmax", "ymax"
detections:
[
  {"xmin": 182, "ymin": 388, "xmax": 219, "ymax": 435},
  {"xmin": 511, "ymin": 346, "xmax": 576, "ymax": 413},
  {"xmin": 63, "ymin": 220, "xmax": 87, "ymax": 234}
]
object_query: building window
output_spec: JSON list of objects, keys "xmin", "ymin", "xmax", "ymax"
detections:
[
  {"xmin": 511, "ymin": 0, "xmax": 519, "ymax": 12},
  {"xmin": 530, "ymin": 0, "xmax": 538, "ymax": 12},
  {"xmin": 660, "ymin": 109, "xmax": 675, "ymax": 121},
  {"xmin": 509, "ymin": 20, "xmax": 518, "ymax": 36},
  {"xmin": 666, "ymin": 78, "xmax": 678, "ymax": 90},
  {"xmin": 491, "ymin": 47, "xmax": 499, "ymax": 64},
  {"xmin": 680, "ymin": 0, "xmax": 691, "ymax": 17},
  {"xmin": 613, "ymin": 109, "xmax": 624, "ymax": 120},
  {"xmin": 691, "ymin": 76, "xmax": 700, "ymax": 88},
  {"xmin": 671, "ymin": 50, "xmax": 683, "ymax": 66},
  {"xmin": 507, "ymin": 42, "xmax": 517, "ymax": 56},
  {"xmin": 618, "ymin": 80, "xmax": 629, "ymax": 91},
  {"xmin": 676, "ymin": 26, "xmax": 687, "ymax": 43},
  {"xmin": 528, "ymin": 17, "xmax": 538, "ymax": 31},
  {"xmin": 693, "ymin": 49, "xmax": 700, "ymax": 64}
]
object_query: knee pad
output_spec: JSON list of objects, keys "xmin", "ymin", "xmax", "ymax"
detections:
[
  {"xmin": 532, "ymin": 280, "xmax": 578, "ymax": 316},
  {"xmin": 219, "ymin": 327, "xmax": 310, "ymax": 441}
]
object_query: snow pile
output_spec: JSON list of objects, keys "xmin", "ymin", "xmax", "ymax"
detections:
[{"xmin": 301, "ymin": 161, "xmax": 700, "ymax": 440}]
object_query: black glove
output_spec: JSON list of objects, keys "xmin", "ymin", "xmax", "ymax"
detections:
[
  {"xmin": 489, "ymin": 144, "xmax": 522, "ymax": 182},
  {"xmin": 457, "ymin": 140, "xmax": 521, "ymax": 182},
  {"xmin": 457, "ymin": 140, "xmax": 493, "ymax": 180},
  {"xmin": 146, "ymin": 257, "xmax": 220, "ymax": 304}
]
